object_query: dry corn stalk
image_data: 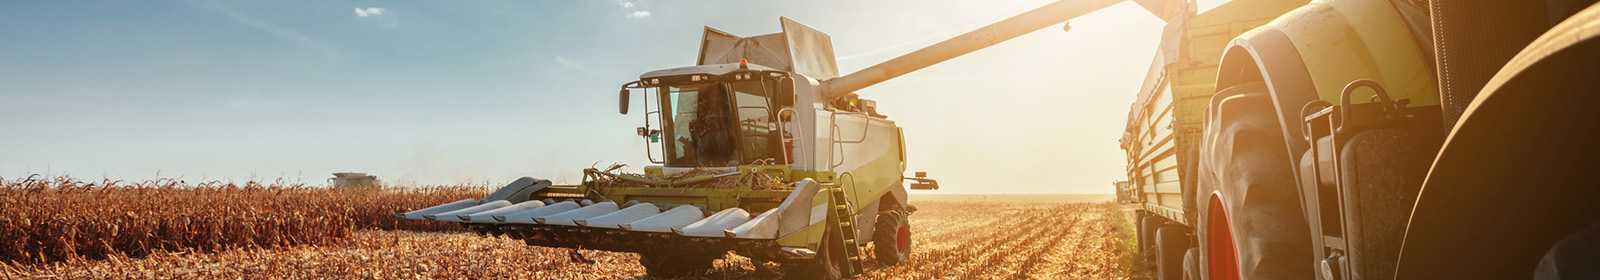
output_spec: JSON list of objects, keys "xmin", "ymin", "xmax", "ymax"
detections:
[{"xmin": 0, "ymin": 174, "xmax": 491, "ymax": 264}]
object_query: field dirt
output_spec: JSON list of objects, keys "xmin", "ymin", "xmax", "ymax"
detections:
[{"xmin": 5, "ymin": 202, "xmax": 1135, "ymax": 279}]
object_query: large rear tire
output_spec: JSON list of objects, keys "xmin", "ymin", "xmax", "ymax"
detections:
[
  {"xmin": 873, "ymin": 210, "xmax": 912, "ymax": 265},
  {"xmin": 1196, "ymin": 82, "xmax": 1315, "ymax": 280}
]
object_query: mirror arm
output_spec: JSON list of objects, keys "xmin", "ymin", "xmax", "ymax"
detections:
[{"xmin": 619, "ymin": 81, "xmax": 643, "ymax": 115}]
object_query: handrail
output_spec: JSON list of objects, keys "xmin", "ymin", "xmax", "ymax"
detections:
[
  {"xmin": 776, "ymin": 107, "xmax": 798, "ymax": 164},
  {"xmin": 829, "ymin": 111, "xmax": 875, "ymax": 170},
  {"xmin": 831, "ymin": 111, "xmax": 873, "ymax": 144},
  {"xmin": 639, "ymin": 85, "xmax": 665, "ymax": 164}
]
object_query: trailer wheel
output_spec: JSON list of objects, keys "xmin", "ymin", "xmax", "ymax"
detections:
[
  {"xmin": 639, "ymin": 250, "xmax": 720, "ymax": 278},
  {"xmin": 873, "ymin": 210, "xmax": 912, "ymax": 265},
  {"xmin": 1197, "ymin": 82, "xmax": 1315, "ymax": 280},
  {"xmin": 1138, "ymin": 214, "xmax": 1163, "ymax": 271},
  {"xmin": 1183, "ymin": 247, "xmax": 1201, "ymax": 280},
  {"xmin": 784, "ymin": 226, "xmax": 846, "ymax": 280},
  {"xmin": 1155, "ymin": 227, "xmax": 1190, "ymax": 280}
]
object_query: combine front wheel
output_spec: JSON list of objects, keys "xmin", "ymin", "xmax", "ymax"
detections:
[
  {"xmin": 874, "ymin": 210, "xmax": 912, "ymax": 265},
  {"xmin": 783, "ymin": 227, "xmax": 847, "ymax": 280}
]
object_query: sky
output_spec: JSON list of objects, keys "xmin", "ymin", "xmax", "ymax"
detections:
[{"xmin": 0, "ymin": 0, "xmax": 1188, "ymax": 194}]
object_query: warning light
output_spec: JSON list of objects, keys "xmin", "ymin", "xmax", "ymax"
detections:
[{"xmin": 739, "ymin": 59, "xmax": 748, "ymax": 69}]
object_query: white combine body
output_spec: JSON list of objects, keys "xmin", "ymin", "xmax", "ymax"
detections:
[{"xmin": 391, "ymin": 1, "xmax": 1144, "ymax": 277}]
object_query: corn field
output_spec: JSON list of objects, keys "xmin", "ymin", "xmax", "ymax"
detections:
[
  {"xmin": 0, "ymin": 175, "xmax": 489, "ymax": 265},
  {"xmin": 6, "ymin": 192, "xmax": 1137, "ymax": 279}
]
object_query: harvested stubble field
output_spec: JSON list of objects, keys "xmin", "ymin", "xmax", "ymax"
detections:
[{"xmin": 5, "ymin": 178, "xmax": 1136, "ymax": 279}]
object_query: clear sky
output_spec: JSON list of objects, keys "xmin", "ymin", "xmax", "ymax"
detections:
[{"xmin": 0, "ymin": 0, "xmax": 1187, "ymax": 194}]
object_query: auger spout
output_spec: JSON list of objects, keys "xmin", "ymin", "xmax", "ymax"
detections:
[{"xmin": 819, "ymin": 0, "xmax": 1125, "ymax": 101}]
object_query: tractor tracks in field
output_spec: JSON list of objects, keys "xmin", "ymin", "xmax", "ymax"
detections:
[
  {"xmin": 1004, "ymin": 204, "xmax": 1089, "ymax": 279},
  {"xmin": 1032, "ymin": 204, "xmax": 1125, "ymax": 279},
  {"xmin": 908, "ymin": 203, "xmax": 1011, "ymax": 244},
  {"xmin": 867, "ymin": 210, "xmax": 1046, "ymax": 278},
  {"xmin": 866, "ymin": 204, "xmax": 1097, "ymax": 279}
]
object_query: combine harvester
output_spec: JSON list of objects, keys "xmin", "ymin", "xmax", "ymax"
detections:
[
  {"xmin": 400, "ymin": 0, "xmax": 1600, "ymax": 278},
  {"xmin": 391, "ymin": 0, "xmax": 1193, "ymax": 278},
  {"xmin": 392, "ymin": 17, "xmax": 946, "ymax": 279}
]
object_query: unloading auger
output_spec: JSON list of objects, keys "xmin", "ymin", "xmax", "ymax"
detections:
[{"xmin": 392, "ymin": 0, "xmax": 1177, "ymax": 277}]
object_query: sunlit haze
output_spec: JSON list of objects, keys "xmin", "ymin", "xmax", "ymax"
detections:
[{"xmin": 0, "ymin": 0, "xmax": 1177, "ymax": 194}]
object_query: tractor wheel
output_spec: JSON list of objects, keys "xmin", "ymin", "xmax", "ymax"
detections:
[
  {"xmin": 874, "ymin": 210, "xmax": 912, "ymax": 265},
  {"xmin": 1196, "ymin": 82, "xmax": 1315, "ymax": 280},
  {"xmin": 784, "ymin": 227, "xmax": 846, "ymax": 280},
  {"xmin": 639, "ymin": 250, "xmax": 720, "ymax": 278},
  {"xmin": 1155, "ymin": 227, "xmax": 1190, "ymax": 280}
]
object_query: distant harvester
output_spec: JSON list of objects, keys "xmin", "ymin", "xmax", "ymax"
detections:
[{"xmin": 330, "ymin": 172, "xmax": 381, "ymax": 188}]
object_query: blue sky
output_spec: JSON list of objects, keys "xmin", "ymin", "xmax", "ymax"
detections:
[{"xmin": 0, "ymin": 0, "xmax": 1177, "ymax": 194}]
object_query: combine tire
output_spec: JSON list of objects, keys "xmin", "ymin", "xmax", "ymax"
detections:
[
  {"xmin": 784, "ymin": 227, "xmax": 846, "ymax": 280},
  {"xmin": 1155, "ymin": 227, "xmax": 1189, "ymax": 280},
  {"xmin": 639, "ymin": 250, "xmax": 720, "ymax": 278},
  {"xmin": 874, "ymin": 210, "xmax": 912, "ymax": 265},
  {"xmin": 1196, "ymin": 82, "xmax": 1315, "ymax": 280}
]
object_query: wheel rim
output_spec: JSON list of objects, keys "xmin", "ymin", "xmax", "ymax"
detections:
[
  {"xmin": 1207, "ymin": 195, "xmax": 1240, "ymax": 280},
  {"xmin": 896, "ymin": 224, "xmax": 911, "ymax": 255},
  {"xmin": 828, "ymin": 237, "xmax": 843, "ymax": 271},
  {"xmin": 828, "ymin": 247, "xmax": 842, "ymax": 271}
]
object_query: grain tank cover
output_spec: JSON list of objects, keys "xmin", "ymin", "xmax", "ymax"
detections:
[
  {"xmin": 698, "ymin": 17, "xmax": 839, "ymax": 79},
  {"xmin": 638, "ymin": 63, "xmax": 781, "ymax": 80}
]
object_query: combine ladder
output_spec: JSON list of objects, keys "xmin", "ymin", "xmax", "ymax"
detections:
[{"xmin": 826, "ymin": 183, "xmax": 866, "ymax": 276}]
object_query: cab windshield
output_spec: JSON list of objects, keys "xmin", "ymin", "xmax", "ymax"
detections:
[{"xmin": 658, "ymin": 80, "xmax": 779, "ymax": 167}]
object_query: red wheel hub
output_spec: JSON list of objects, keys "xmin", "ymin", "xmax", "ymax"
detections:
[
  {"xmin": 1208, "ymin": 195, "xmax": 1241, "ymax": 280},
  {"xmin": 828, "ymin": 238, "xmax": 843, "ymax": 271},
  {"xmin": 896, "ymin": 224, "xmax": 911, "ymax": 255}
]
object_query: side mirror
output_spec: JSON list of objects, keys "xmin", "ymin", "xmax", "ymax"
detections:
[
  {"xmin": 777, "ymin": 77, "xmax": 795, "ymax": 107},
  {"xmin": 619, "ymin": 88, "xmax": 630, "ymax": 115}
]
